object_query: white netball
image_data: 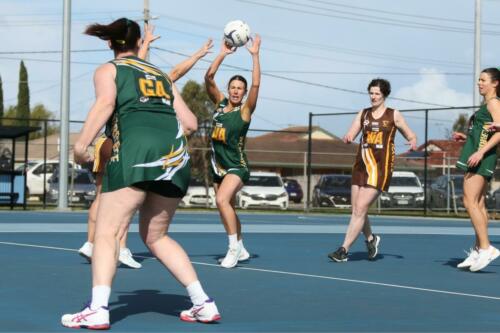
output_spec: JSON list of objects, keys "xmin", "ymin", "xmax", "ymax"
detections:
[{"xmin": 223, "ymin": 20, "xmax": 251, "ymax": 47}]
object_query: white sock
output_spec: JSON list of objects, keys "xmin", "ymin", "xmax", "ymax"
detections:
[
  {"xmin": 238, "ymin": 239, "xmax": 245, "ymax": 250},
  {"xmin": 228, "ymin": 234, "xmax": 238, "ymax": 248},
  {"xmin": 91, "ymin": 285, "xmax": 111, "ymax": 309},
  {"xmin": 186, "ymin": 280, "xmax": 209, "ymax": 306}
]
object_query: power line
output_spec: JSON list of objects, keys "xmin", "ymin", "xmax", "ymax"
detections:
[
  {"xmin": 0, "ymin": 49, "xmax": 108, "ymax": 55},
  {"xmin": 0, "ymin": 54, "xmax": 471, "ymax": 76},
  {"xmin": 237, "ymin": 0, "xmax": 500, "ymax": 36},
  {"xmin": 0, "ymin": 56, "xmax": 100, "ymax": 65},
  {"xmin": 156, "ymin": 15, "xmax": 472, "ymax": 69},
  {"xmin": 305, "ymin": 0, "xmax": 500, "ymax": 27},
  {"xmin": 152, "ymin": 46, "xmax": 452, "ymax": 108}
]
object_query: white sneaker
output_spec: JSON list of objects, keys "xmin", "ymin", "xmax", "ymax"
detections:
[
  {"xmin": 239, "ymin": 246, "xmax": 250, "ymax": 261},
  {"xmin": 457, "ymin": 248, "xmax": 479, "ymax": 269},
  {"xmin": 470, "ymin": 246, "xmax": 500, "ymax": 272},
  {"xmin": 180, "ymin": 298, "xmax": 221, "ymax": 323},
  {"xmin": 61, "ymin": 303, "xmax": 110, "ymax": 329},
  {"xmin": 78, "ymin": 242, "xmax": 93, "ymax": 263},
  {"xmin": 220, "ymin": 245, "xmax": 241, "ymax": 268},
  {"xmin": 118, "ymin": 248, "xmax": 142, "ymax": 269}
]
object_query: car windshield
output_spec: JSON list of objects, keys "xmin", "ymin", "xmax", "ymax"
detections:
[
  {"xmin": 324, "ymin": 177, "xmax": 350, "ymax": 188},
  {"xmin": 16, "ymin": 162, "xmax": 37, "ymax": 171},
  {"xmin": 390, "ymin": 177, "xmax": 420, "ymax": 187},
  {"xmin": 247, "ymin": 176, "xmax": 283, "ymax": 187},
  {"xmin": 52, "ymin": 172, "xmax": 92, "ymax": 184}
]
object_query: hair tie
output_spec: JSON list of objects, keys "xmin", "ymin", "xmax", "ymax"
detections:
[{"xmin": 115, "ymin": 39, "xmax": 126, "ymax": 45}]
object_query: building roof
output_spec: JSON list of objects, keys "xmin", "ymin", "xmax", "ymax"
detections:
[
  {"xmin": 0, "ymin": 126, "xmax": 40, "ymax": 139},
  {"xmin": 246, "ymin": 126, "xmax": 357, "ymax": 169},
  {"xmin": 397, "ymin": 139, "xmax": 465, "ymax": 168}
]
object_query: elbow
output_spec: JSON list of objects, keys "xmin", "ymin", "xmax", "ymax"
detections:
[
  {"xmin": 204, "ymin": 72, "xmax": 214, "ymax": 83},
  {"xmin": 183, "ymin": 120, "xmax": 198, "ymax": 135}
]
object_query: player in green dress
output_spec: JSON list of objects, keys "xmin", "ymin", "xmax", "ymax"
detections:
[
  {"xmin": 453, "ymin": 68, "xmax": 500, "ymax": 272},
  {"xmin": 61, "ymin": 18, "xmax": 220, "ymax": 329},
  {"xmin": 205, "ymin": 35, "xmax": 261, "ymax": 268}
]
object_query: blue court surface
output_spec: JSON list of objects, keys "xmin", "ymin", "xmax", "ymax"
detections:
[{"xmin": 2, "ymin": 210, "xmax": 500, "ymax": 332}]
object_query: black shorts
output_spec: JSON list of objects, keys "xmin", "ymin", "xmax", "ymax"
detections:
[{"xmin": 132, "ymin": 181, "xmax": 184, "ymax": 198}]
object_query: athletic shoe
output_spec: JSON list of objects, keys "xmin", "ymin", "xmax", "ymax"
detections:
[
  {"xmin": 328, "ymin": 247, "xmax": 348, "ymax": 262},
  {"xmin": 180, "ymin": 298, "xmax": 221, "ymax": 323},
  {"xmin": 470, "ymin": 246, "xmax": 500, "ymax": 272},
  {"xmin": 365, "ymin": 234, "xmax": 381, "ymax": 260},
  {"xmin": 61, "ymin": 302, "xmax": 110, "ymax": 330},
  {"xmin": 78, "ymin": 242, "xmax": 93, "ymax": 263},
  {"xmin": 220, "ymin": 245, "xmax": 241, "ymax": 268},
  {"xmin": 239, "ymin": 246, "xmax": 250, "ymax": 261},
  {"xmin": 118, "ymin": 248, "xmax": 142, "ymax": 269},
  {"xmin": 457, "ymin": 248, "xmax": 479, "ymax": 269}
]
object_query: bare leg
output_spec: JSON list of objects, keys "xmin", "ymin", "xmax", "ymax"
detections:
[
  {"xmin": 92, "ymin": 187, "xmax": 145, "ymax": 286},
  {"xmin": 463, "ymin": 173, "xmax": 490, "ymax": 249},
  {"xmin": 214, "ymin": 175, "xmax": 244, "ymax": 236},
  {"xmin": 139, "ymin": 193, "xmax": 197, "ymax": 286},
  {"xmin": 342, "ymin": 185, "xmax": 380, "ymax": 252},
  {"xmin": 87, "ymin": 174, "xmax": 103, "ymax": 243}
]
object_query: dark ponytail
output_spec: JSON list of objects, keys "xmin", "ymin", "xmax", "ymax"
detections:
[
  {"xmin": 481, "ymin": 67, "xmax": 500, "ymax": 97},
  {"xmin": 84, "ymin": 18, "xmax": 141, "ymax": 52}
]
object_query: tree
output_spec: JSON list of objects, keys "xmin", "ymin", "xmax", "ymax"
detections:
[
  {"xmin": 180, "ymin": 80, "xmax": 214, "ymax": 207},
  {"xmin": 29, "ymin": 104, "xmax": 57, "ymax": 139},
  {"xmin": 16, "ymin": 61, "xmax": 30, "ymax": 126},
  {"xmin": 0, "ymin": 75, "xmax": 3, "ymax": 125},
  {"xmin": 448, "ymin": 113, "xmax": 469, "ymax": 138},
  {"xmin": 2, "ymin": 106, "xmax": 17, "ymax": 126}
]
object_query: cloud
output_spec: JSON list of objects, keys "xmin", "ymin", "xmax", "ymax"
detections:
[{"xmin": 394, "ymin": 68, "xmax": 472, "ymax": 109}]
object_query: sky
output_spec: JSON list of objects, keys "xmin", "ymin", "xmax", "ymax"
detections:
[{"xmin": 1, "ymin": 0, "xmax": 500, "ymax": 151}]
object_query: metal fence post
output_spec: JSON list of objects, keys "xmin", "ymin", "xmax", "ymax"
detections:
[
  {"xmin": 306, "ymin": 112, "xmax": 313, "ymax": 212},
  {"xmin": 423, "ymin": 109, "xmax": 429, "ymax": 217}
]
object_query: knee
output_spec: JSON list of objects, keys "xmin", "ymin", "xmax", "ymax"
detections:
[
  {"xmin": 463, "ymin": 195, "xmax": 476, "ymax": 210},
  {"xmin": 141, "ymin": 230, "xmax": 163, "ymax": 249},
  {"xmin": 139, "ymin": 224, "xmax": 165, "ymax": 249},
  {"xmin": 352, "ymin": 204, "xmax": 368, "ymax": 218},
  {"xmin": 216, "ymin": 194, "xmax": 230, "ymax": 208}
]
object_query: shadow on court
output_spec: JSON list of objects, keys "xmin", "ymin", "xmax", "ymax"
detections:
[
  {"xmin": 342, "ymin": 251, "xmax": 405, "ymax": 261},
  {"xmin": 108, "ymin": 290, "xmax": 193, "ymax": 324}
]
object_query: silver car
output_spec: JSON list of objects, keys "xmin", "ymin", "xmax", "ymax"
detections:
[{"xmin": 48, "ymin": 169, "xmax": 96, "ymax": 206}]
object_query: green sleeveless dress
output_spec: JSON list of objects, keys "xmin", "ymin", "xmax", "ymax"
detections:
[
  {"xmin": 101, "ymin": 56, "xmax": 190, "ymax": 197},
  {"xmin": 456, "ymin": 101, "xmax": 498, "ymax": 180},
  {"xmin": 210, "ymin": 98, "xmax": 250, "ymax": 184}
]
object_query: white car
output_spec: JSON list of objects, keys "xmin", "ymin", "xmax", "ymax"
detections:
[
  {"xmin": 238, "ymin": 172, "xmax": 289, "ymax": 210},
  {"xmin": 17, "ymin": 160, "xmax": 80, "ymax": 199},
  {"xmin": 180, "ymin": 178, "xmax": 216, "ymax": 208},
  {"xmin": 380, "ymin": 171, "xmax": 425, "ymax": 208}
]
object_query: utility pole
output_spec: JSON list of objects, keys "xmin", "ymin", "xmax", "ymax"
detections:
[
  {"xmin": 473, "ymin": 0, "xmax": 481, "ymax": 107},
  {"xmin": 58, "ymin": 0, "xmax": 71, "ymax": 210},
  {"xmin": 144, "ymin": 0, "xmax": 151, "ymax": 61}
]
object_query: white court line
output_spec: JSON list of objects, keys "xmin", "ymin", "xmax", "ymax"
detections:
[{"xmin": 1, "ymin": 240, "xmax": 500, "ymax": 301}]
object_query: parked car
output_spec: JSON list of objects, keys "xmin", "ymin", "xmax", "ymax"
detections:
[
  {"xmin": 48, "ymin": 169, "xmax": 96, "ymax": 206},
  {"xmin": 312, "ymin": 174, "xmax": 351, "ymax": 208},
  {"xmin": 180, "ymin": 178, "xmax": 215, "ymax": 208},
  {"xmin": 17, "ymin": 160, "xmax": 80, "ymax": 199},
  {"xmin": 429, "ymin": 175, "xmax": 464, "ymax": 210},
  {"xmin": 380, "ymin": 171, "xmax": 425, "ymax": 208},
  {"xmin": 237, "ymin": 172, "xmax": 288, "ymax": 210},
  {"xmin": 283, "ymin": 178, "xmax": 303, "ymax": 203}
]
